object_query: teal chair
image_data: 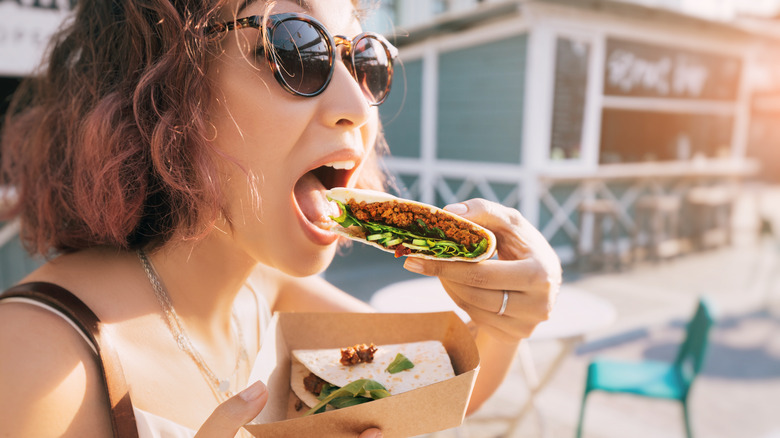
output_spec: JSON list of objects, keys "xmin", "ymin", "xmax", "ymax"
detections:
[{"xmin": 576, "ymin": 298, "xmax": 715, "ymax": 438}]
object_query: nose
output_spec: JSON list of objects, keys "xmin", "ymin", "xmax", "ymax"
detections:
[{"xmin": 318, "ymin": 55, "xmax": 372, "ymax": 129}]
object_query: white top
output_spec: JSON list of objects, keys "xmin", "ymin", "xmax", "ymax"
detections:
[
  {"xmin": 134, "ymin": 407, "xmax": 196, "ymax": 437},
  {"xmin": 3, "ymin": 287, "xmax": 272, "ymax": 438}
]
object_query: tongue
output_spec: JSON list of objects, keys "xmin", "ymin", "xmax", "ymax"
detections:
[{"xmin": 294, "ymin": 172, "xmax": 340, "ymax": 226}]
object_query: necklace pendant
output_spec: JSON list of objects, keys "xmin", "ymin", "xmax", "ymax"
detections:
[{"xmin": 218, "ymin": 379, "xmax": 230, "ymax": 393}]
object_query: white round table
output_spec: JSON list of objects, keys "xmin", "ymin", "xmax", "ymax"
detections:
[{"xmin": 370, "ymin": 277, "xmax": 617, "ymax": 437}]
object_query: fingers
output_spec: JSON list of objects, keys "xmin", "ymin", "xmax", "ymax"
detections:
[
  {"xmin": 444, "ymin": 199, "xmax": 523, "ymax": 237},
  {"xmin": 195, "ymin": 380, "xmax": 269, "ymax": 438},
  {"xmin": 408, "ymin": 198, "xmax": 562, "ymax": 344},
  {"xmin": 403, "ymin": 197, "xmax": 560, "ymax": 342},
  {"xmin": 440, "ymin": 278, "xmax": 551, "ymax": 323},
  {"xmin": 465, "ymin": 303, "xmax": 543, "ymax": 342},
  {"xmin": 403, "ymin": 258, "xmax": 556, "ymax": 294},
  {"xmin": 445, "ymin": 199, "xmax": 559, "ymax": 262},
  {"xmin": 440, "ymin": 283, "xmax": 551, "ymax": 343}
]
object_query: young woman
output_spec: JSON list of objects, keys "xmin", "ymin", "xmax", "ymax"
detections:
[{"xmin": 0, "ymin": 0, "xmax": 561, "ymax": 436}]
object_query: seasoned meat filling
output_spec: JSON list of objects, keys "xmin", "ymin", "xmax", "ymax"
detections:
[
  {"xmin": 347, "ymin": 200, "xmax": 486, "ymax": 248},
  {"xmin": 340, "ymin": 343, "xmax": 378, "ymax": 366},
  {"xmin": 303, "ymin": 372, "xmax": 328, "ymax": 396}
]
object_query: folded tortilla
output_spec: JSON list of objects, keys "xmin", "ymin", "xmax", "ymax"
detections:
[
  {"xmin": 325, "ymin": 188, "xmax": 496, "ymax": 262},
  {"xmin": 290, "ymin": 340, "xmax": 456, "ymax": 409}
]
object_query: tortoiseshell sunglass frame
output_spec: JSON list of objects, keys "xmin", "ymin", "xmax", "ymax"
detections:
[{"xmin": 206, "ymin": 13, "xmax": 398, "ymax": 106}]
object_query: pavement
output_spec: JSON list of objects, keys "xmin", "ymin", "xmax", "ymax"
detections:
[
  {"xmin": 455, "ymin": 237, "xmax": 780, "ymax": 438},
  {"xmin": 324, "ymin": 184, "xmax": 780, "ymax": 438}
]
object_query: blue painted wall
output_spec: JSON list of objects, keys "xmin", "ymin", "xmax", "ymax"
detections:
[
  {"xmin": 0, "ymin": 233, "xmax": 43, "ymax": 290},
  {"xmin": 437, "ymin": 35, "xmax": 526, "ymax": 163}
]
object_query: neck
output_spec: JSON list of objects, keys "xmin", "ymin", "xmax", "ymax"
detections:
[{"xmin": 143, "ymin": 234, "xmax": 257, "ymax": 341}]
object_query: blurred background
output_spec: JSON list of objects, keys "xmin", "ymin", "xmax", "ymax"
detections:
[{"xmin": 2, "ymin": 0, "xmax": 779, "ymax": 437}]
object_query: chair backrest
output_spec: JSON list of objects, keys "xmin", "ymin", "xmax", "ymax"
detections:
[{"xmin": 674, "ymin": 298, "xmax": 716, "ymax": 391}]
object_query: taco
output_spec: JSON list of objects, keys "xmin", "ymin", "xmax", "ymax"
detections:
[
  {"xmin": 290, "ymin": 341, "xmax": 455, "ymax": 414},
  {"xmin": 324, "ymin": 188, "xmax": 496, "ymax": 262}
]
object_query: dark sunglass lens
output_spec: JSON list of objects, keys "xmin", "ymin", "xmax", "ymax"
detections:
[
  {"xmin": 353, "ymin": 36, "xmax": 391, "ymax": 104},
  {"xmin": 271, "ymin": 20, "xmax": 331, "ymax": 95}
]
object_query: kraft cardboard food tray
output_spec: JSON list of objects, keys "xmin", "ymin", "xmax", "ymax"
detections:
[{"xmin": 244, "ymin": 311, "xmax": 480, "ymax": 438}]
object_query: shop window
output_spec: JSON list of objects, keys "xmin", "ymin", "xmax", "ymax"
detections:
[
  {"xmin": 436, "ymin": 35, "xmax": 526, "ymax": 163},
  {"xmin": 380, "ymin": 59, "xmax": 423, "ymax": 158},
  {"xmin": 550, "ymin": 37, "xmax": 590, "ymax": 161},
  {"xmin": 599, "ymin": 109, "xmax": 733, "ymax": 164},
  {"xmin": 604, "ymin": 39, "xmax": 741, "ymax": 101}
]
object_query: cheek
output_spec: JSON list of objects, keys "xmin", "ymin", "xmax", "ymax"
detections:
[
  {"xmin": 208, "ymin": 75, "xmax": 292, "ymax": 191},
  {"xmin": 209, "ymin": 51, "xmax": 289, "ymax": 148}
]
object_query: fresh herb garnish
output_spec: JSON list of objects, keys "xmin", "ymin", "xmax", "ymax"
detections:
[
  {"xmin": 385, "ymin": 353, "xmax": 414, "ymax": 374},
  {"xmin": 304, "ymin": 379, "xmax": 391, "ymax": 416},
  {"xmin": 328, "ymin": 199, "xmax": 488, "ymax": 259}
]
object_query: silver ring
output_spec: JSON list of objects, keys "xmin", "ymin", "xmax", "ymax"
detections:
[{"xmin": 497, "ymin": 290, "xmax": 509, "ymax": 316}]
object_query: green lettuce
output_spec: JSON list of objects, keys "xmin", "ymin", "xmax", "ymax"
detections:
[
  {"xmin": 385, "ymin": 353, "xmax": 415, "ymax": 374},
  {"xmin": 304, "ymin": 379, "xmax": 391, "ymax": 416}
]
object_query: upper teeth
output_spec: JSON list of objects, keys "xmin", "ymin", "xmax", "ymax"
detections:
[{"xmin": 324, "ymin": 161, "xmax": 356, "ymax": 170}]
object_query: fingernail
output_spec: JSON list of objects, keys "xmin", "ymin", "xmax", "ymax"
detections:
[
  {"xmin": 403, "ymin": 258, "xmax": 424, "ymax": 274},
  {"xmin": 445, "ymin": 203, "xmax": 468, "ymax": 215},
  {"xmin": 368, "ymin": 430, "xmax": 383, "ymax": 438},
  {"xmin": 239, "ymin": 380, "xmax": 267, "ymax": 402}
]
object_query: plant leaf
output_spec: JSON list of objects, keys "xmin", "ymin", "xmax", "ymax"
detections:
[
  {"xmin": 385, "ymin": 353, "xmax": 415, "ymax": 374},
  {"xmin": 303, "ymin": 379, "xmax": 389, "ymax": 416}
]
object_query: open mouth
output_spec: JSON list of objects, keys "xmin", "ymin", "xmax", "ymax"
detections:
[
  {"xmin": 310, "ymin": 162, "xmax": 354, "ymax": 192},
  {"xmin": 294, "ymin": 161, "xmax": 356, "ymax": 227}
]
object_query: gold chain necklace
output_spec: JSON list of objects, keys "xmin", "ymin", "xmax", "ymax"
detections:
[{"xmin": 137, "ymin": 249, "xmax": 249, "ymax": 403}]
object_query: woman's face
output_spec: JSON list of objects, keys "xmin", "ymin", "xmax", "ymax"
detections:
[{"xmin": 207, "ymin": 0, "xmax": 379, "ymax": 276}]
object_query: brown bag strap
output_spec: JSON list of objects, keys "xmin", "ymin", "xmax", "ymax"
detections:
[{"xmin": 0, "ymin": 282, "xmax": 139, "ymax": 438}]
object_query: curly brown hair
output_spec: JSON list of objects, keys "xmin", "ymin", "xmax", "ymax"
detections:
[{"xmin": 1, "ymin": 0, "xmax": 387, "ymax": 256}]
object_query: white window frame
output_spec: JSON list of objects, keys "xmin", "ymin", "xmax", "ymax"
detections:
[{"xmin": 539, "ymin": 27, "xmax": 604, "ymax": 172}]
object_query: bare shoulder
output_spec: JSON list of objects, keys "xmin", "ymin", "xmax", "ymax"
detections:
[
  {"xmin": 0, "ymin": 300, "xmax": 112, "ymax": 437},
  {"xmin": 19, "ymin": 248, "xmax": 152, "ymax": 323}
]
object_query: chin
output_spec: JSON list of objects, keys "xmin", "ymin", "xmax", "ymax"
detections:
[{"xmin": 274, "ymin": 241, "xmax": 338, "ymax": 278}]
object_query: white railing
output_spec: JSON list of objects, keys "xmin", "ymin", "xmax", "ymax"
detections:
[
  {"xmin": 0, "ymin": 219, "xmax": 20, "ymax": 249},
  {"xmin": 384, "ymin": 157, "xmax": 527, "ymax": 208},
  {"xmin": 384, "ymin": 158, "xmax": 756, "ymax": 264}
]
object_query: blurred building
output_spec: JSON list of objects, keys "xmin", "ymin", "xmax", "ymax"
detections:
[
  {"xmin": 1, "ymin": 0, "xmax": 779, "ymax": 286},
  {"xmin": 367, "ymin": 0, "xmax": 780, "ymax": 262},
  {"xmin": 364, "ymin": 0, "xmax": 780, "ymax": 30}
]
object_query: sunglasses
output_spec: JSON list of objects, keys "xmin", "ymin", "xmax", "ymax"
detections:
[{"xmin": 208, "ymin": 13, "xmax": 398, "ymax": 106}]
